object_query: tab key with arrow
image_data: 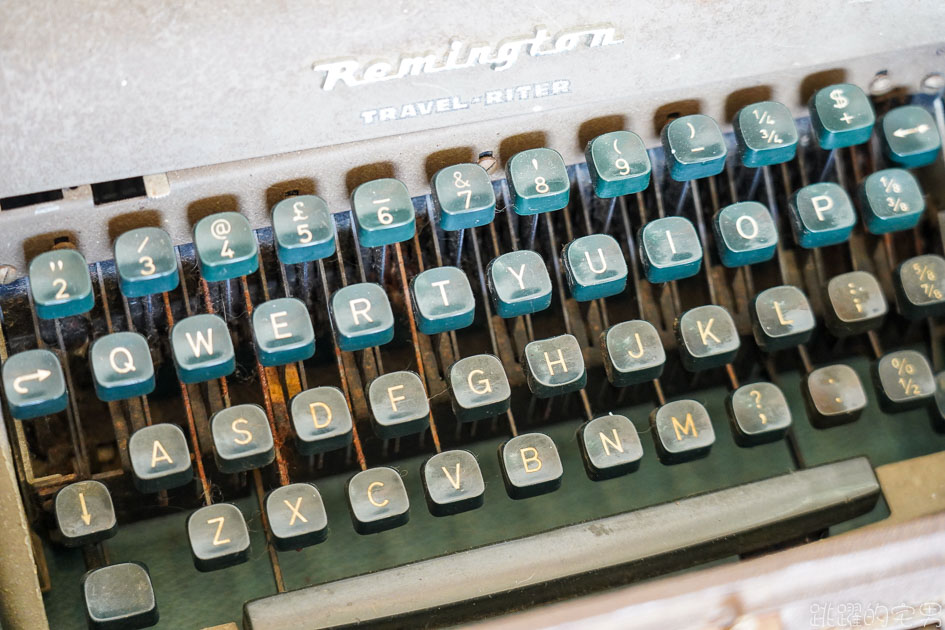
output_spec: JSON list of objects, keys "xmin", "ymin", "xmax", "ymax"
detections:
[
  {"xmin": 1, "ymin": 349, "xmax": 68, "ymax": 419},
  {"xmin": 882, "ymin": 105, "xmax": 942, "ymax": 167},
  {"xmin": 54, "ymin": 480, "xmax": 117, "ymax": 547}
]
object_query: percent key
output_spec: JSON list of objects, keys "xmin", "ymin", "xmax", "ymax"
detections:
[
  {"xmin": 895, "ymin": 254, "xmax": 945, "ymax": 319},
  {"xmin": 875, "ymin": 350, "xmax": 935, "ymax": 410}
]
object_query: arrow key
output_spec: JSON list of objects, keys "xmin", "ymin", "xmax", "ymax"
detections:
[
  {"xmin": 881, "ymin": 105, "xmax": 941, "ymax": 168},
  {"xmin": 55, "ymin": 480, "xmax": 117, "ymax": 547},
  {"xmin": 2, "ymin": 349, "xmax": 68, "ymax": 420}
]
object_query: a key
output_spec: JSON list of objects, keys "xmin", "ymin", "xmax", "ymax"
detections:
[
  {"xmin": 507, "ymin": 148, "xmax": 570, "ymax": 215},
  {"xmin": 523, "ymin": 334, "xmax": 586, "ymax": 398},
  {"xmin": 584, "ymin": 130, "xmax": 651, "ymax": 198},
  {"xmin": 187, "ymin": 503, "xmax": 251, "ymax": 571},
  {"xmin": 600, "ymin": 320, "xmax": 665, "ymax": 387},
  {"xmin": 347, "ymin": 467, "xmax": 410, "ymax": 534},
  {"xmin": 271, "ymin": 194, "xmax": 336, "ymax": 264},
  {"xmin": 1, "ymin": 349, "xmax": 68, "ymax": 419},
  {"xmin": 266, "ymin": 483, "xmax": 328, "ymax": 551},
  {"xmin": 874, "ymin": 350, "xmax": 935, "ymax": 410},
  {"xmin": 639, "ymin": 216, "xmax": 702, "ymax": 283},
  {"xmin": 410, "ymin": 266, "xmax": 476, "ymax": 334},
  {"xmin": 788, "ymin": 182, "xmax": 856, "ymax": 248},
  {"xmin": 82, "ymin": 562, "xmax": 158, "ymax": 630},
  {"xmin": 351, "ymin": 178, "xmax": 415, "ymax": 247},
  {"xmin": 804, "ymin": 364, "xmax": 867, "ymax": 427},
  {"xmin": 28, "ymin": 249, "xmax": 94, "ymax": 319},
  {"xmin": 499, "ymin": 433, "xmax": 563, "ymax": 499},
  {"xmin": 562, "ymin": 233, "xmax": 628, "ymax": 301},
  {"xmin": 114, "ymin": 227, "xmax": 180, "ymax": 297},
  {"xmin": 368, "ymin": 371, "xmax": 430, "ymax": 439},
  {"xmin": 750, "ymin": 285, "xmax": 815, "ymax": 351},
  {"xmin": 251, "ymin": 297, "xmax": 315, "ymax": 366},
  {"xmin": 193, "ymin": 212, "xmax": 259, "ymax": 282},
  {"xmin": 487, "ymin": 250, "xmax": 553, "ymax": 318},
  {"xmin": 675, "ymin": 305, "xmax": 740, "ymax": 371},
  {"xmin": 578, "ymin": 414, "xmax": 643, "ymax": 480},
  {"xmin": 661, "ymin": 114, "xmax": 727, "ymax": 181},
  {"xmin": 128, "ymin": 423, "xmax": 193, "ymax": 493},
  {"xmin": 421, "ymin": 450, "xmax": 485, "ymax": 516},
  {"xmin": 329, "ymin": 282, "xmax": 395, "ymax": 351},
  {"xmin": 55, "ymin": 480, "xmax": 117, "ymax": 547},
  {"xmin": 170, "ymin": 313, "xmax": 235, "ymax": 383},
  {"xmin": 210, "ymin": 404, "xmax": 275, "ymax": 474},
  {"xmin": 448, "ymin": 354, "xmax": 511, "ymax": 423},
  {"xmin": 727, "ymin": 382, "xmax": 792, "ymax": 446},
  {"xmin": 825, "ymin": 271, "xmax": 887, "ymax": 337},
  {"xmin": 89, "ymin": 331, "xmax": 155, "ymax": 402},
  {"xmin": 733, "ymin": 101, "xmax": 799, "ymax": 167},
  {"xmin": 712, "ymin": 201, "xmax": 778, "ymax": 267},
  {"xmin": 432, "ymin": 163, "xmax": 496, "ymax": 231},
  {"xmin": 858, "ymin": 168, "xmax": 925, "ymax": 234},
  {"xmin": 895, "ymin": 254, "xmax": 945, "ymax": 319},
  {"xmin": 650, "ymin": 399, "xmax": 715, "ymax": 464},
  {"xmin": 809, "ymin": 83, "xmax": 875, "ymax": 149},
  {"xmin": 290, "ymin": 386, "xmax": 354, "ymax": 454},
  {"xmin": 881, "ymin": 104, "xmax": 941, "ymax": 168}
]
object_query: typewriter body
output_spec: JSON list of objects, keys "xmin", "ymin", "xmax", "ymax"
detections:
[{"xmin": 2, "ymin": 1, "xmax": 945, "ymax": 629}]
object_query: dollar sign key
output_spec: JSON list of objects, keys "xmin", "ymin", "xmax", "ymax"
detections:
[{"xmin": 829, "ymin": 88, "xmax": 848, "ymax": 109}]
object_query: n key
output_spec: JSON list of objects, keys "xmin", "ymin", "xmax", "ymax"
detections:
[
  {"xmin": 578, "ymin": 414, "xmax": 643, "ymax": 480},
  {"xmin": 55, "ymin": 480, "xmax": 117, "ymax": 547}
]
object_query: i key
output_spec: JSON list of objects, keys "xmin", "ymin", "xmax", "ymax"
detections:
[
  {"xmin": 29, "ymin": 249, "xmax": 94, "ymax": 319},
  {"xmin": 55, "ymin": 480, "xmax": 117, "ymax": 547},
  {"xmin": 187, "ymin": 503, "xmax": 251, "ymax": 571},
  {"xmin": 727, "ymin": 383, "xmax": 792, "ymax": 446},
  {"xmin": 114, "ymin": 227, "xmax": 180, "ymax": 297},
  {"xmin": 639, "ymin": 216, "xmax": 702, "ymax": 283}
]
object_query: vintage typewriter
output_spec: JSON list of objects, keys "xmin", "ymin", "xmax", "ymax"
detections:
[{"xmin": 2, "ymin": 2, "xmax": 945, "ymax": 629}]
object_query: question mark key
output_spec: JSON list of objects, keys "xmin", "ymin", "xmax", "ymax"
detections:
[{"xmin": 727, "ymin": 382, "xmax": 792, "ymax": 446}]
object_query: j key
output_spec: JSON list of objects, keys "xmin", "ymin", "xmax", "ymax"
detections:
[
  {"xmin": 187, "ymin": 503, "xmax": 251, "ymax": 571},
  {"xmin": 29, "ymin": 249, "xmax": 94, "ymax": 319},
  {"xmin": 507, "ymin": 148, "xmax": 570, "ymax": 215},
  {"xmin": 825, "ymin": 271, "xmax": 887, "ymax": 337},
  {"xmin": 271, "ymin": 195, "xmax": 335, "ymax": 264},
  {"xmin": 499, "ymin": 433, "xmax": 563, "ymax": 499},
  {"xmin": 89, "ymin": 332, "xmax": 155, "ymax": 402},
  {"xmin": 650, "ymin": 399, "xmax": 714, "ymax": 464},
  {"xmin": 368, "ymin": 371, "xmax": 430, "ymax": 439},
  {"xmin": 750, "ymin": 285, "xmax": 815, "ymax": 351},
  {"xmin": 639, "ymin": 216, "xmax": 703, "ymax": 283},
  {"xmin": 193, "ymin": 212, "xmax": 259, "ymax": 282},
  {"xmin": 448, "ymin": 354, "xmax": 511, "ymax": 423},
  {"xmin": 410, "ymin": 266, "xmax": 476, "ymax": 334},
  {"xmin": 266, "ymin": 483, "xmax": 328, "ymax": 551},
  {"xmin": 128, "ymin": 423, "xmax": 193, "ymax": 493},
  {"xmin": 347, "ymin": 467, "xmax": 410, "ymax": 534},
  {"xmin": 788, "ymin": 182, "xmax": 856, "ymax": 248},
  {"xmin": 251, "ymin": 297, "xmax": 315, "ymax": 366},
  {"xmin": 600, "ymin": 320, "xmax": 665, "ymax": 387},
  {"xmin": 804, "ymin": 364, "xmax": 867, "ymax": 427},
  {"xmin": 523, "ymin": 334, "xmax": 586, "ymax": 398},
  {"xmin": 210, "ymin": 404, "xmax": 275, "ymax": 474},
  {"xmin": 329, "ymin": 282, "xmax": 395, "ymax": 351},
  {"xmin": 727, "ymin": 382, "xmax": 792, "ymax": 446},
  {"xmin": 351, "ymin": 178, "xmax": 415, "ymax": 247},
  {"xmin": 675, "ymin": 305, "xmax": 740, "ymax": 371},
  {"xmin": 733, "ymin": 101, "xmax": 799, "ymax": 167},
  {"xmin": 881, "ymin": 104, "xmax": 941, "ymax": 168},
  {"xmin": 857, "ymin": 169, "xmax": 925, "ymax": 234},
  {"xmin": 712, "ymin": 201, "xmax": 778, "ymax": 267},
  {"xmin": 114, "ymin": 227, "xmax": 179, "ymax": 297},
  {"xmin": 55, "ymin": 480, "xmax": 117, "ymax": 547},
  {"xmin": 421, "ymin": 450, "xmax": 485, "ymax": 516},
  {"xmin": 562, "ymin": 234, "xmax": 628, "ymax": 301},
  {"xmin": 809, "ymin": 83, "xmax": 875, "ymax": 149},
  {"xmin": 487, "ymin": 250, "xmax": 553, "ymax": 318},
  {"xmin": 578, "ymin": 414, "xmax": 643, "ymax": 480},
  {"xmin": 290, "ymin": 386, "xmax": 354, "ymax": 454},
  {"xmin": 82, "ymin": 562, "xmax": 158, "ymax": 630},
  {"xmin": 874, "ymin": 350, "xmax": 935, "ymax": 411},
  {"xmin": 432, "ymin": 163, "xmax": 496, "ymax": 231},
  {"xmin": 170, "ymin": 313, "xmax": 235, "ymax": 383},
  {"xmin": 2, "ymin": 348, "xmax": 68, "ymax": 420},
  {"xmin": 895, "ymin": 255, "xmax": 945, "ymax": 319},
  {"xmin": 584, "ymin": 130, "xmax": 651, "ymax": 198},
  {"xmin": 661, "ymin": 114, "xmax": 727, "ymax": 181}
]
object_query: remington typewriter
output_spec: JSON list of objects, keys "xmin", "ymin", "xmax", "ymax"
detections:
[{"xmin": 2, "ymin": 2, "xmax": 945, "ymax": 629}]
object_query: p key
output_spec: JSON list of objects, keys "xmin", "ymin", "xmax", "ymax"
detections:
[
  {"xmin": 55, "ymin": 480, "xmax": 117, "ymax": 547},
  {"xmin": 421, "ymin": 450, "xmax": 485, "ymax": 516},
  {"xmin": 187, "ymin": 503, "xmax": 251, "ymax": 571},
  {"xmin": 266, "ymin": 483, "xmax": 328, "ymax": 551}
]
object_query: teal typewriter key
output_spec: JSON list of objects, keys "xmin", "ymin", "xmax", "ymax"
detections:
[
  {"xmin": 251, "ymin": 297, "xmax": 315, "ymax": 366},
  {"xmin": 584, "ymin": 131, "xmax": 651, "ymax": 198},
  {"xmin": 788, "ymin": 182, "xmax": 856, "ymax": 248},
  {"xmin": 881, "ymin": 105, "xmax": 941, "ymax": 168},
  {"xmin": 487, "ymin": 250, "xmax": 553, "ymax": 318},
  {"xmin": 193, "ymin": 212, "xmax": 259, "ymax": 282},
  {"xmin": 639, "ymin": 216, "xmax": 702, "ymax": 283},
  {"xmin": 351, "ymin": 178, "xmax": 415, "ymax": 247},
  {"xmin": 129, "ymin": 423, "xmax": 193, "ymax": 492},
  {"xmin": 661, "ymin": 114, "xmax": 727, "ymax": 181},
  {"xmin": 858, "ymin": 168, "xmax": 925, "ymax": 234},
  {"xmin": 89, "ymin": 332, "xmax": 155, "ymax": 401},
  {"xmin": 507, "ymin": 148, "xmax": 570, "ymax": 215},
  {"xmin": 170, "ymin": 313, "xmax": 235, "ymax": 383},
  {"xmin": 2, "ymin": 349, "xmax": 67, "ymax": 419},
  {"xmin": 712, "ymin": 201, "xmax": 778, "ymax": 267},
  {"xmin": 409, "ymin": 266, "xmax": 475, "ymax": 335},
  {"xmin": 733, "ymin": 101, "xmax": 798, "ymax": 167},
  {"xmin": 271, "ymin": 195, "xmax": 335, "ymax": 264},
  {"xmin": 210, "ymin": 404, "xmax": 275, "ymax": 473},
  {"xmin": 809, "ymin": 83, "xmax": 875, "ymax": 149},
  {"xmin": 329, "ymin": 283, "xmax": 395, "ymax": 351},
  {"xmin": 113, "ymin": 227, "xmax": 179, "ymax": 297},
  {"xmin": 28, "ymin": 249, "xmax": 94, "ymax": 319},
  {"xmin": 895, "ymin": 254, "xmax": 945, "ymax": 320},
  {"xmin": 290, "ymin": 386, "xmax": 353, "ymax": 454},
  {"xmin": 432, "ymin": 163, "xmax": 496, "ymax": 231},
  {"xmin": 368, "ymin": 371, "xmax": 430, "ymax": 439},
  {"xmin": 562, "ymin": 234, "xmax": 628, "ymax": 301}
]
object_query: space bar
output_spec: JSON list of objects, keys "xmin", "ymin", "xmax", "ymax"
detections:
[{"xmin": 244, "ymin": 457, "xmax": 880, "ymax": 630}]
